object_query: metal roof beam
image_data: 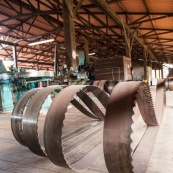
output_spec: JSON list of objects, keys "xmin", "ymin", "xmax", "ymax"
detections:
[
  {"xmin": 129, "ymin": 15, "xmax": 169, "ymax": 25},
  {"xmin": 75, "ymin": 14, "xmax": 123, "ymax": 49},
  {"xmin": 0, "ymin": 40, "xmax": 18, "ymax": 46},
  {"xmin": 143, "ymin": 0, "xmax": 165, "ymax": 61},
  {"xmin": 143, "ymin": 37, "xmax": 173, "ymax": 41},
  {"xmin": 0, "ymin": 10, "xmax": 59, "ymax": 23},
  {"xmin": 91, "ymin": 0, "xmax": 157, "ymax": 61},
  {"xmin": 77, "ymin": 12, "xmax": 173, "ymax": 15},
  {"xmin": 7, "ymin": 0, "xmax": 62, "ymax": 26},
  {"xmin": 73, "ymin": 0, "xmax": 84, "ymax": 16},
  {"xmin": 137, "ymin": 28, "xmax": 173, "ymax": 32},
  {"xmin": 17, "ymin": 60, "xmax": 53, "ymax": 66},
  {"xmin": 142, "ymin": 31, "xmax": 173, "ymax": 37}
]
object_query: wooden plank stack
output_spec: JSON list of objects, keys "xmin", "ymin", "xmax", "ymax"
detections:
[{"xmin": 94, "ymin": 56, "xmax": 132, "ymax": 81}]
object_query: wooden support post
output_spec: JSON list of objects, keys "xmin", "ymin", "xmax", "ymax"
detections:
[
  {"xmin": 143, "ymin": 48, "xmax": 147, "ymax": 81},
  {"xmin": 123, "ymin": 27, "xmax": 132, "ymax": 59},
  {"xmin": 62, "ymin": 0, "xmax": 78, "ymax": 71},
  {"xmin": 148, "ymin": 55, "xmax": 152, "ymax": 68},
  {"xmin": 125, "ymin": 40, "xmax": 131, "ymax": 59},
  {"xmin": 123, "ymin": 17, "xmax": 140, "ymax": 59}
]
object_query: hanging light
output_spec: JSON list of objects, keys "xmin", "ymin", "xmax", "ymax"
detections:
[
  {"xmin": 28, "ymin": 38, "xmax": 54, "ymax": 46},
  {"xmin": 88, "ymin": 52, "xmax": 96, "ymax": 56}
]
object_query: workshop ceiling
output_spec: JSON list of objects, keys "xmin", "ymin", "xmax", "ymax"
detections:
[{"xmin": 0, "ymin": 0, "xmax": 173, "ymax": 70}]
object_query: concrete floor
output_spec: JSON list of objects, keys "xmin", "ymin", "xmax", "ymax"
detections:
[{"xmin": 0, "ymin": 88, "xmax": 173, "ymax": 173}]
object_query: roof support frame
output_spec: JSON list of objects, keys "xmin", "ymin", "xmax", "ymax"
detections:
[{"xmin": 92, "ymin": 0, "xmax": 158, "ymax": 62}]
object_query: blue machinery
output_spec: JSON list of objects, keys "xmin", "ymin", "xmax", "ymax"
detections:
[{"xmin": 0, "ymin": 62, "xmax": 54, "ymax": 111}]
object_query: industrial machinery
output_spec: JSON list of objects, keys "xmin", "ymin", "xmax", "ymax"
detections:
[
  {"xmin": 0, "ymin": 61, "xmax": 13, "ymax": 111},
  {"xmin": 0, "ymin": 60, "xmax": 54, "ymax": 111},
  {"xmin": 11, "ymin": 79, "xmax": 167, "ymax": 173},
  {"xmin": 52, "ymin": 51, "xmax": 93, "ymax": 85},
  {"xmin": 0, "ymin": 73, "xmax": 13, "ymax": 111},
  {"xmin": 0, "ymin": 48, "xmax": 97, "ymax": 111},
  {"xmin": 12, "ymin": 69, "xmax": 54, "ymax": 101}
]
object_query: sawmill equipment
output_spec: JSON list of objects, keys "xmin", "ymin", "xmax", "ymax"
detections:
[
  {"xmin": 0, "ymin": 60, "xmax": 54, "ymax": 111},
  {"xmin": 11, "ymin": 78, "xmax": 169, "ymax": 173}
]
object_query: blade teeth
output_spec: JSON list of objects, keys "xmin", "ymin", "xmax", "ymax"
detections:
[
  {"xmin": 130, "ymin": 82, "xmax": 157, "ymax": 172},
  {"xmin": 136, "ymin": 83, "xmax": 157, "ymax": 121}
]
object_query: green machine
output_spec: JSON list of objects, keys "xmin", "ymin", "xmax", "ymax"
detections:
[
  {"xmin": 13, "ymin": 70, "xmax": 54, "ymax": 101},
  {"xmin": 0, "ymin": 60, "xmax": 13, "ymax": 111},
  {"xmin": 0, "ymin": 60, "xmax": 54, "ymax": 111},
  {"xmin": 13, "ymin": 70, "xmax": 54, "ymax": 110}
]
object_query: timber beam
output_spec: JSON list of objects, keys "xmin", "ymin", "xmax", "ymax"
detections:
[{"xmin": 63, "ymin": 0, "xmax": 78, "ymax": 70}]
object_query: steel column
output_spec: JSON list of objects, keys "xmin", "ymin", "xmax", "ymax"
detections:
[
  {"xmin": 12, "ymin": 45, "xmax": 18, "ymax": 70},
  {"xmin": 54, "ymin": 45, "xmax": 59, "ymax": 76},
  {"xmin": 62, "ymin": 0, "xmax": 78, "ymax": 71}
]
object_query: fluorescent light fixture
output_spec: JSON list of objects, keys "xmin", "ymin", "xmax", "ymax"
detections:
[
  {"xmin": 88, "ymin": 52, "xmax": 95, "ymax": 56},
  {"xmin": 28, "ymin": 38, "xmax": 54, "ymax": 46}
]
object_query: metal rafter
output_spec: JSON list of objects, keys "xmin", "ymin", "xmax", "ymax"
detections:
[
  {"xmin": 0, "ymin": 0, "xmax": 173, "ymax": 69},
  {"xmin": 142, "ymin": 0, "xmax": 166, "ymax": 61},
  {"xmin": 91, "ymin": 0, "xmax": 158, "ymax": 61}
]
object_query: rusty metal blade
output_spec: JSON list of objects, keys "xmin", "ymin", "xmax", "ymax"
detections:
[
  {"xmin": 11, "ymin": 80, "xmax": 166, "ymax": 173},
  {"xmin": 11, "ymin": 88, "xmax": 40, "ymax": 146},
  {"xmin": 103, "ymin": 81, "xmax": 158, "ymax": 173},
  {"xmin": 44, "ymin": 85, "xmax": 107, "ymax": 170}
]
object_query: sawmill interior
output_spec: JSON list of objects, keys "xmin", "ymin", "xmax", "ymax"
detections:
[{"xmin": 0, "ymin": 0, "xmax": 173, "ymax": 173}]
